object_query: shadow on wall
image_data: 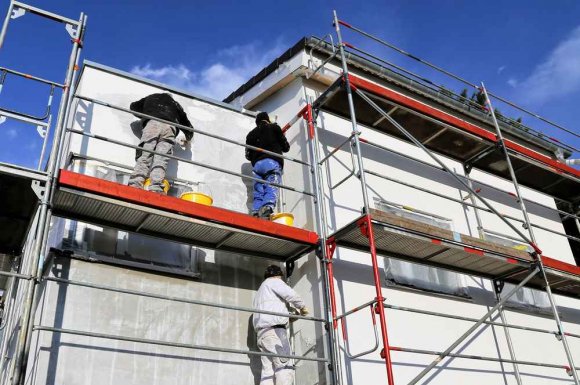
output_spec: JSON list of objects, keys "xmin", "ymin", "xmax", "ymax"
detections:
[
  {"xmin": 241, "ymin": 162, "xmax": 254, "ymax": 214},
  {"xmin": 246, "ymin": 315, "xmax": 261, "ymax": 385}
]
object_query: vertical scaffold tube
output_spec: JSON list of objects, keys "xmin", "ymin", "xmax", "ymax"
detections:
[
  {"xmin": 11, "ymin": 12, "xmax": 86, "ymax": 385},
  {"xmin": 334, "ymin": 10, "xmax": 394, "ymax": 385},
  {"xmin": 0, "ymin": 0, "xmax": 14, "ymax": 50},
  {"xmin": 305, "ymin": 102, "xmax": 339, "ymax": 385},
  {"xmin": 333, "ymin": 10, "xmax": 370, "ymax": 213},
  {"xmin": 363, "ymin": 215, "xmax": 395, "ymax": 385}
]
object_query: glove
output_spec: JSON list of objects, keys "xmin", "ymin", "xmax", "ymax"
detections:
[
  {"xmin": 175, "ymin": 130, "xmax": 188, "ymax": 150},
  {"xmin": 299, "ymin": 307, "xmax": 309, "ymax": 316}
]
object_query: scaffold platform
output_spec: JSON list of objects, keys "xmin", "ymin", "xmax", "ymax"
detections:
[
  {"xmin": 53, "ymin": 171, "xmax": 319, "ymax": 261},
  {"xmin": 329, "ymin": 209, "xmax": 580, "ymax": 298}
]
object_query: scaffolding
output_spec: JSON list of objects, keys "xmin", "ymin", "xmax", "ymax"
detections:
[
  {"xmin": 303, "ymin": 10, "xmax": 580, "ymax": 385},
  {"xmin": 0, "ymin": 2, "xmax": 579, "ymax": 385}
]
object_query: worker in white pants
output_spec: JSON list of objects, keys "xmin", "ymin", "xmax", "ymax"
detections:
[{"xmin": 253, "ymin": 265, "xmax": 309, "ymax": 385}]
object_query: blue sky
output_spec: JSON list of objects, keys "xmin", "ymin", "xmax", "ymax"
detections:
[{"xmin": 1, "ymin": 0, "xmax": 580, "ymax": 169}]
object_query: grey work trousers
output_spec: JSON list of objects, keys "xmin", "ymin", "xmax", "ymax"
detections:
[
  {"xmin": 257, "ymin": 327, "xmax": 294, "ymax": 385},
  {"xmin": 128, "ymin": 120, "xmax": 176, "ymax": 192}
]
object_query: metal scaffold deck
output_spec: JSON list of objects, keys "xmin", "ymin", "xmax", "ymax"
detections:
[
  {"xmin": 54, "ymin": 170, "xmax": 318, "ymax": 261},
  {"xmin": 329, "ymin": 209, "xmax": 580, "ymax": 298}
]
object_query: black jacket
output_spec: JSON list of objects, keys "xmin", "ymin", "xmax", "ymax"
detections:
[
  {"xmin": 245, "ymin": 122, "xmax": 290, "ymax": 168},
  {"xmin": 130, "ymin": 93, "xmax": 193, "ymax": 140}
]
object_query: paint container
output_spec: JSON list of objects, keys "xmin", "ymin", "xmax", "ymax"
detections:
[
  {"xmin": 144, "ymin": 178, "xmax": 170, "ymax": 194},
  {"xmin": 271, "ymin": 212, "xmax": 294, "ymax": 226}
]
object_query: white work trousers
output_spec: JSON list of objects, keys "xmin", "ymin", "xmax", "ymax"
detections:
[{"xmin": 257, "ymin": 327, "xmax": 294, "ymax": 385}]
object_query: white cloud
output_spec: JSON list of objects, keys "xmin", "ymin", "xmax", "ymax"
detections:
[
  {"xmin": 130, "ymin": 40, "xmax": 286, "ymax": 101},
  {"xmin": 7, "ymin": 128, "xmax": 17, "ymax": 139},
  {"xmin": 497, "ymin": 65, "xmax": 506, "ymax": 74},
  {"xmin": 507, "ymin": 78, "xmax": 518, "ymax": 88},
  {"xmin": 512, "ymin": 26, "xmax": 580, "ymax": 104}
]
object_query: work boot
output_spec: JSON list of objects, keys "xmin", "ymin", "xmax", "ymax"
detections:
[
  {"xmin": 258, "ymin": 205, "xmax": 274, "ymax": 219},
  {"xmin": 148, "ymin": 185, "xmax": 167, "ymax": 195}
]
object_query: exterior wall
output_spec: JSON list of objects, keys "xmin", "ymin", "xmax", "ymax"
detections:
[
  {"xmin": 20, "ymin": 64, "xmax": 328, "ymax": 385},
  {"xmin": 242, "ymin": 50, "xmax": 580, "ymax": 384}
]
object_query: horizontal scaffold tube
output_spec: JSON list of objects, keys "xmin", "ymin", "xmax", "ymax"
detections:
[
  {"xmin": 45, "ymin": 276, "xmax": 326, "ymax": 323},
  {"xmin": 391, "ymin": 345, "xmax": 580, "ymax": 372},
  {"xmin": 0, "ymin": 66, "xmax": 65, "ymax": 88},
  {"xmin": 67, "ymin": 128, "xmax": 315, "ymax": 197},
  {"xmin": 358, "ymin": 136, "xmax": 579, "ymax": 220},
  {"xmin": 363, "ymin": 169, "xmax": 580, "ymax": 244},
  {"xmin": 34, "ymin": 326, "xmax": 329, "ymax": 363},
  {"xmin": 337, "ymin": 18, "xmax": 580, "ymax": 141},
  {"xmin": 382, "ymin": 303, "xmax": 580, "ymax": 341},
  {"xmin": 74, "ymin": 95, "xmax": 311, "ymax": 168}
]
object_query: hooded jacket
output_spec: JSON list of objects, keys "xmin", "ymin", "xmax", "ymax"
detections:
[
  {"xmin": 130, "ymin": 93, "xmax": 193, "ymax": 140},
  {"xmin": 252, "ymin": 277, "xmax": 306, "ymax": 331},
  {"xmin": 245, "ymin": 121, "xmax": 290, "ymax": 168}
]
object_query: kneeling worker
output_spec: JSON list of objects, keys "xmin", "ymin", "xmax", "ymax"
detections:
[
  {"xmin": 245, "ymin": 111, "xmax": 290, "ymax": 218},
  {"xmin": 253, "ymin": 265, "xmax": 309, "ymax": 385},
  {"xmin": 128, "ymin": 93, "xmax": 193, "ymax": 193}
]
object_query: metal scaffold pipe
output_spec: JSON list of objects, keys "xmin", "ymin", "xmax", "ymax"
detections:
[
  {"xmin": 304, "ymin": 100, "xmax": 339, "ymax": 385},
  {"xmin": 353, "ymin": 87, "xmax": 537, "ymax": 250},
  {"xmin": 338, "ymin": 18, "xmax": 579, "ymax": 141},
  {"xmin": 483, "ymin": 83, "xmax": 580, "ymax": 385},
  {"xmin": 34, "ymin": 326, "xmax": 329, "ymax": 364},
  {"xmin": 334, "ymin": 10, "xmax": 395, "ymax": 385},
  {"xmin": 10, "ymin": 10, "xmax": 86, "ymax": 385},
  {"xmin": 407, "ymin": 267, "xmax": 539, "ymax": 385}
]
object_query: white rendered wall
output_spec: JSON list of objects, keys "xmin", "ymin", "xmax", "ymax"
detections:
[
  {"xmin": 245, "ymin": 49, "xmax": 580, "ymax": 385},
  {"xmin": 22, "ymin": 63, "xmax": 329, "ymax": 385}
]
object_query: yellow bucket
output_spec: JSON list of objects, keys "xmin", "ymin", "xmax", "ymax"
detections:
[
  {"xmin": 271, "ymin": 212, "xmax": 294, "ymax": 226},
  {"xmin": 144, "ymin": 178, "xmax": 170, "ymax": 194},
  {"xmin": 180, "ymin": 191, "xmax": 213, "ymax": 206}
]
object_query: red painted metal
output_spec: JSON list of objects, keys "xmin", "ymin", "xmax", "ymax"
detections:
[
  {"xmin": 326, "ymin": 239, "xmax": 338, "ymax": 329},
  {"xmin": 281, "ymin": 105, "xmax": 308, "ymax": 134},
  {"xmin": 361, "ymin": 214, "xmax": 395, "ymax": 385},
  {"xmin": 305, "ymin": 104, "xmax": 316, "ymax": 139},
  {"xmin": 347, "ymin": 74, "xmax": 580, "ymax": 180},
  {"xmin": 338, "ymin": 20, "xmax": 352, "ymax": 28},
  {"xmin": 541, "ymin": 255, "xmax": 580, "ymax": 276},
  {"xmin": 58, "ymin": 170, "xmax": 319, "ymax": 245},
  {"xmin": 463, "ymin": 246, "xmax": 484, "ymax": 256}
]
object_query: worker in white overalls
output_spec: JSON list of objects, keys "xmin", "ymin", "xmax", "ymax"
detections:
[{"xmin": 252, "ymin": 265, "xmax": 309, "ymax": 385}]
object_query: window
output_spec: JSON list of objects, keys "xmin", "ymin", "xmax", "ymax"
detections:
[
  {"xmin": 384, "ymin": 257, "xmax": 471, "ymax": 298},
  {"xmin": 500, "ymin": 283, "xmax": 551, "ymax": 313},
  {"xmin": 375, "ymin": 198, "xmax": 468, "ymax": 297},
  {"xmin": 52, "ymin": 218, "xmax": 201, "ymax": 278}
]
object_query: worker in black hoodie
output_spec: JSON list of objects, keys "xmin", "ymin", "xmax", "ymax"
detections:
[
  {"xmin": 128, "ymin": 93, "xmax": 193, "ymax": 193},
  {"xmin": 245, "ymin": 112, "xmax": 290, "ymax": 218}
]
